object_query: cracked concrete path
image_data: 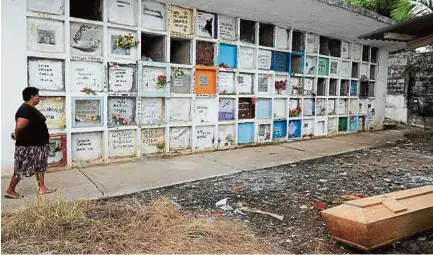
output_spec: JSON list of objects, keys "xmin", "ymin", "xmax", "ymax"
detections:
[{"xmin": 1, "ymin": 130, "xmax": 404, "ymax": 214}]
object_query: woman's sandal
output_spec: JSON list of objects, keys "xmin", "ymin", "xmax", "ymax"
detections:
[
  {"xmin": 4, "ymin": 193, "xmax": 24, "ymax": 199},
  {"xmin": 38, "ymin": 188, "xmax": 57, "ymax": 195}
]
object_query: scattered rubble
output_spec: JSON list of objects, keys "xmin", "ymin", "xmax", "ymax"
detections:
[{"xmin": 108, "ymin": 130, "xmax": 433, "ymax": 254}]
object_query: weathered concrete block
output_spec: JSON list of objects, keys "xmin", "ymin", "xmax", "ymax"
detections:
[{"xmin": 322, "ymin": 186, "xmax": 433, "ymax": 251}]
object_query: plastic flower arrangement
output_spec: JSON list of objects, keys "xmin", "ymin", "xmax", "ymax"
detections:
[
  {"xmin": 275, "ymin": 80, "xmax": 287, "ymax": 94},
  {"xmin": 112, "ymin": 113, "xmax": 129, "ymax": 125},
  {"xmin": 114, "ymin": 34, "xmax": 139, "ymax": 49},
  {"xmin": 156, "ymin": 75, "xmax": 168, "ymax": 89},
  {"xmin": 289, "ymin": 106, "xmax": 302, "ymax": 117},
  {"xmin": 155, "ymin": 141, "xmax": 165, "ymax": 150}
]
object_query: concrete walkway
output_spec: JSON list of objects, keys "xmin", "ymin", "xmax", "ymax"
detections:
[{"xmin": 1, "ymin": 130, "xmax": 404, "ymax": 214}]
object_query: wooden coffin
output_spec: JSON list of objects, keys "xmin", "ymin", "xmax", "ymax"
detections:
[{"xmin": 322, "ymin": 185, "xmax": 433, "ymax": 251}]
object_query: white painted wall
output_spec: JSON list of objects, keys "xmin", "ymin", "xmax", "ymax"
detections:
[
  {"xmin": 385, "ymin": 94, "xmax": 407, "ymax": 123},
  {"xmin": 1, "ymin": 0, "xmax": 27, "ymax": 176},
  {"xmin": 374, "ymin": 50, "xmax": 390, "ymax": 130}
]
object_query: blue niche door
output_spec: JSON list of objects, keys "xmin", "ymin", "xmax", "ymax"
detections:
[
  {"xmin": 238, "ymin": 122, "xmax": 255, "ymax": 144},
  {"xmin": 288, "ymin": 120, "xmax": 302, "ymax": 138},
  {"xmin": 273, "ymin": 120, "xmax": 287, "ymax": 139},
  {"xmin": 218, "ymin": 44, "xmax": 238, "ymax": 68},
  {"xmin": 350, "ymin": 116, "xmax": 359, "ymax": 131},
  {"xmin": 272, "ymin": 51, "xmax": 289, "ymax": 72}
]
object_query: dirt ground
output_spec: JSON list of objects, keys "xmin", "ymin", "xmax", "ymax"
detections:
[{"xmin": 106, "ymin": 128, "xmax": 433, "ymax": 254}]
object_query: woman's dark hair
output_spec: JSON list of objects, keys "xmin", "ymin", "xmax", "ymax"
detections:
[{"xmin": 22, "ymin": 87, "xmax": 39, "ymax": 101}]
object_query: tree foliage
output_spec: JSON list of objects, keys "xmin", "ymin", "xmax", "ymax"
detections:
[{"xmin": 345, "ymin": 0, "xmax": 433, "ymax": 20}]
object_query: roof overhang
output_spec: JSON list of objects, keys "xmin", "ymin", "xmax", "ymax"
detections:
[
  {"xmin": 165, "ymin": 0, "xmax": 404, "ymax": 50},
  {"xmin": 359, "ymin": 13, "xmax": 433, "ymax": 50}
]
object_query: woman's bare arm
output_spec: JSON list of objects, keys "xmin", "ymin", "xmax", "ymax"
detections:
[{"xmin": 13, "ymin": 118, "xmax": 29, "ymax": 139}]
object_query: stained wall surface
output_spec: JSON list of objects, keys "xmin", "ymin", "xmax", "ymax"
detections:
[{"xmin": 1, "ymin": 0, "xmax": 390, "ymax": 175}]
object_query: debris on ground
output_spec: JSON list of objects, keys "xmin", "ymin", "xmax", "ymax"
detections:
[
  {"xmin": 215, "ymin": 198, "xmax": 227, "ymax": 207},
  {"xmin": 340, "ymin": 194, "xmax": 364, "ymax": 200},
  {"xmin": 239, "ymin": 206, "xmax": 284, "ymax": 221},
  {"xmin": 232, "ymin": 184, "xmax": 247, "ymax": 191}
]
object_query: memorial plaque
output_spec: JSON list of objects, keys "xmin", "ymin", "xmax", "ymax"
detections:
[
  {"xmin": 141, "ymin": 128, "xmax": 165, "ymax": 154},
  {"xmin": 195, "ymin": 98, "xmax": 217, "ymax": 123},
  {"xmin": 36, "ymin": 96, "xmax": 66, "ymax": 129},
  {"xmin": 48, "ymin": 134, "xmax": 67, "ymax": 167},
  {"xmin": 274, "ymin": 75, "xmax": 288, "ymax": 95},
  {"xmin": 237, "ymin": 73, "xmax": 253, "ymax": 94},
  {"xmin": 306, "ymin": 33, "xmax": 320, "ymax": 54},
  {"xmin": 219, "ymin": 15, "xmax": 236, "ymax": 41},
  {"xmin": 316, "ymin": 99, "xmax": 326, "ymax": 116},
  {"xmin": 141, "ymin": 66, "xmax": 167, "ymax": 95},
  {"xmin": 257, "ymin": 99, "xmax": 271, "ymax": 119},
  {"xmin": 109, "ymin": 29, "xmax": 137, "ymax": 56},
  {"xmin": 330, "ymin": 60, "xmax": 339, "ymax": 76},
  {"xmin": 27, "ymin": 18, "xmax": 65, "ymax": 53},
  {"xmin": 27, "ymin": 0, "xmax": 65, "ymax": 14},
  {"xmin": 318, "ymin": 57, "xmax": 329, "ymax": 76},
  {"xmin": 290, "ymin": 77, "xmax": 301, "ymax": 96},
  {"xmin": 316, "ymin": 120, "xmax": 326, "ymax": 136},
  {"xmin": 169, "ymin": 127, "xmax": 191, "ymax": 149},
  {"xmin": 108, "ymin": 0, "xmax": 136, "ymax": 26},
  {"xmin": 303, "ymin": 78, "xmax": 314, "ymax": 96},
  {"xmin": 142, "ymin": 0, "xmax": 166, "ymax": 31},
  {"xmin": 361, "ymin": 63, "xmax": 368, "ymax": 79},
  {"xmin": 340, "ymin": 61, "xmax": 350, "ymax": 78},
  {"xmin": 108, "ymin": 63, "xmax": 135, "ymax": 92},
  {"xmin": 303, "ymin": 99, "xmax": 314, "ymax": 116},
  {"xmin": 258, "ymin": 123, "xmax": 271, "ymax": 142},
  {"xmin": 258, "ymin": 75, "xmax": 270, "ymax": 93},
  {"xmin": 70, "ymin": 22, "xmax": 103, "ymax": 56},
  {"xmin": 171, "ymin": 68, "xmax": 191, "ymax": 94},
  {"xmin": 195, "ymin": 68, "xmax": 217, "ymax": 95},
  {"xmin": 169, "ymin": 5, "xmax": 193, "ymax": 37},
  {"xmin": 328, "ymin": 118, "xmax": 337, "ymax": 134},
  {"xmin": 275, "ymin": 27, "xmax": 289, "ymax": 50},
  {"xmin": 72, "ymin": 97, "xmax": 103, "ymax": 127},
  {"xmin": 351, "ymin": 43, "xmax": 362, "ymax": 60},
  {"xmin": 359, "ymin": 99, "xmax": 368, "ymax": 115},
  {"xmin": 342, "ymin": 41, "xmax": 350, "ymax": 59},
  {"xmin": 218, "ymin": 72, "xmax": 235, "ymax": 94},
  {"xmin": 219, "ymin": 98, "xmax": 235, "ymax": 121},
  {"xmin": 238, "ymin": 98, "xmax": 254, "ymax": 119},
  {"xmin": 72, "ymin": 132, "xmax": 103, "ymax": 162},
  {"xmin": 350, "ymin": 99, "xmax": 359, "ymax": 114},
  {"xmin": 238, "ymin": 47, "xmax": 255, "ymax": 69},
  {"xmin": 169, "ymin": 98, "xmax": 191, "ymax": 123},
  {"xmin": 196, "ymin": 11, "xmax": 215, "ymax": 38},
  {"xmin": 140, "ymin": 98, "xmax": 164, "ymax": 125},
  {"xmin": 218, "ymin": 124, "xmax": 235, "ymax": 147},
  {"xmin": 303, "ymin": 120, "xmax": 314, "ymax": 136},
  {"xmin": 28, "ymin": 58, "xmax": 64, "ymax": 91},
  {"xmin": 305, "ymin": 56, "xmax": 317, "ymax": 75},
  {"xmin": 195, "ymin": 125, "xmax": 215, "ymax": 149},
  {"xmin": 338, "ymin": 99, "xmax": 347, "ymax": 115},
  {"xmin": 327, "ymin": 99, "xmax": 336, "ymax": 115},
  {"xmin": 273, "ymin": 120, "xmax": 287, "ymax": 139},
  {"xmin": 288, "ymin": 120, "xmax": 302, "ymax": 138},
  {"xmin": 108, "ymin": 97, "xmax": 136, "ymax": 127},
  {"xmin": 274, "ymin": 99, "xmax": 286, "ymax": 119},
  {"xmin": 238, "ymin": 122, "xmax": 255, "ymax": 144},
  {"xmin": 258, "ymin": 49, "xmax": 272, "ymax": 70},
  {"xmin": 70, "ymin": 60, "xmax": 104, "ymax": 92},
  {"xmin": 108, "ymin": 129, "xmax": 136, "ymax": 158}
]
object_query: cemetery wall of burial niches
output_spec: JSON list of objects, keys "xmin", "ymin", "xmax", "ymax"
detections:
[{"xmin": 14, "ymin": 0, "xmax": 386, "ymax": 172}]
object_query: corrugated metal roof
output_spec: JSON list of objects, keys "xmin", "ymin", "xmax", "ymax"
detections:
[{"xmin": 359, "ymin": 13, "xmax": 433, "ymax": 42}]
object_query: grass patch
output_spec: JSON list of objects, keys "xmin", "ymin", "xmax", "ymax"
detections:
[{"xmin": 2, "ymin": 197, "xmax": 276, "ymax": 254}]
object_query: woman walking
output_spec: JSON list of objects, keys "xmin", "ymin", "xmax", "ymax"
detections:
[{"xmin": 5, "ymin": 87, "xmax": 56, "ymax": 199}]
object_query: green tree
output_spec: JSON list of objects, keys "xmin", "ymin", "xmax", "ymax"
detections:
[
  {"xmin": 391, "ymin": 0, "xmax": 433, "ymax": 20},
  {"xmin": 345, "ymin": 0, "xmax": 433, "ymax": 20}
]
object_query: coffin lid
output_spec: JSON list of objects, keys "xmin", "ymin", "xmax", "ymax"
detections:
[{"xmin": 322, "ymin": 185, "xmax": 433, "ymax": 224}]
